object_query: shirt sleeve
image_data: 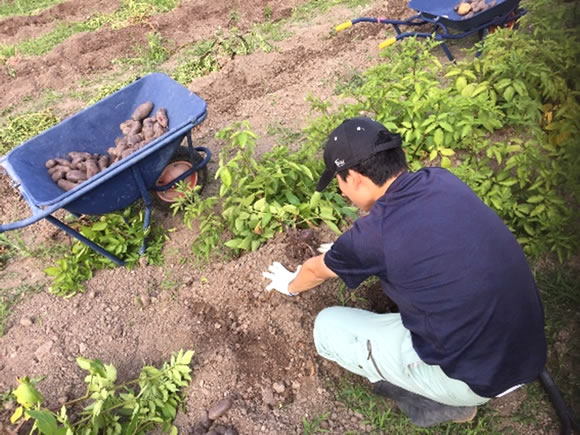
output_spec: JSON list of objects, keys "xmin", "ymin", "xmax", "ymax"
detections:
[{"xmin": 323, "ymin": 215, "xmax": 385, "ymax": 289}]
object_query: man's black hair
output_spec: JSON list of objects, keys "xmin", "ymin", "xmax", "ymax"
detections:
[{"xmin": 337, "ymin": 147, "xmax": 407, "ymax": 186}]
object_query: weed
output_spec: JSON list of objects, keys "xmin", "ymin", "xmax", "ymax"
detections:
[
  {"xmin": 9, "ymin": 350, "xmax": 193, "ymax": 433},
  {"xmin": 88, "ymin": 76, "xmax": 140, "ymax": 105},
  {"xmin": 264, "ymin": 5, "xmax": 273, "ymax": 20},
  {"xmin": 0, "ymin": 0, "xmax": 179, "ymax": 62},
  {"xmin": 44, "ymin": 206, "xmax": 166, "ymax": 297},
  {"xmin": 114, "ymin": 32, "xmax": 169, "ymax": 71},
  {"xmin": 0, "ymin": 0, "xmax": 64, "ymax": 17},
  {"xmin": 266, "ymin": 123, "xmax": 305, "ymax": 148},
  {"xmin": 302, "ymin": 412, "xmax": 330, "ymax": 434},
  {"xmin": 0, "ymin": 109, "xmax": 59, "ymax": 154},
  {"xmin": 292, "ymin": 0, "xmax": 372, "ymax": 21}
]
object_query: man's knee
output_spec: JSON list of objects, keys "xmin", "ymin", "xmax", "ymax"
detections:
[{"xmin": 313, "ymin": 306, "xmax": 345, "ymax": 356}]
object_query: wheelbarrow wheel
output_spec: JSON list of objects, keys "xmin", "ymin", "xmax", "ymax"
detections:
[{"xmin": 151, "ymin": 146, "xmax": 208, "ymax": 210}]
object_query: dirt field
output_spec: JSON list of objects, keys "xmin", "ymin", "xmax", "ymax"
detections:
[{"xmin": 0, "ymin": 0, "xmax": 565, "ymax": 434}]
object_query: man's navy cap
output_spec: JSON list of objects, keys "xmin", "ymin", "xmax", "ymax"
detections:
[{"xmin": 316, "ymin": 117, "xmax": 402, "ymax": 192}]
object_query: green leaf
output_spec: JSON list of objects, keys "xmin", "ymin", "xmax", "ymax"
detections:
[
  {"xmin": 455, "ymin": 76, "xmax": 467, "ymax": 92},
  {"xmin": 434, "ymin": 129, "xmax": 444, "ymax": 146},
  {"xmin": 503, "ymin": 86, "xmax": 515, "ymax": 102},
  {"xmin": 27, "ymin": 410, "xmax": 58, "ymax": 435},
  {"xmin": 439, "ymin": 148, "xmax": 455, "ymax": 156},
  {"xmin": 440, "ymin": 156, "xmax": 451, "ymax": 169},
  {"xmin": 461, "ymin": 84, "xmax": 475, "ymax": 97},
  {"xmin": 224, "ymin": 239, "xmax": 241, "ymax": 249},
  {"xmin": 92, "ymin": 221, "xmax": 107, "ymax": 231},
  {"xmin": 309, "ymin": 192, "xmax": 321, "ymax": 208},
  {"xmin": 220, "ymin": 167, "xmax": 232, "ymax": 188},
  {"xmin": 429, "ymin": 149, "xmax": 438, "ymax": 161},
  {"xmin": 439, "ymin": 121, "xmax": 453, "ymax": 132},
  {"xmin": 323, "ymin": 219, "xmax": 341, "ymax": 234},
  {"xmin": 10, "ymin": 406, "xmax": 23, "ymax": 424},
  {"xmin": 527, "ymin": 195, "xmax": 544, "ymax": 204},
  {"xmin": 44, "ymin": 267, "xmax": 61, "ymax": 277}
]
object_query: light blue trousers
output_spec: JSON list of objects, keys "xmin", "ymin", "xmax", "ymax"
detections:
[{"xmin": 313, "ymin": 307, "xmax": 490, "ymax": 407}]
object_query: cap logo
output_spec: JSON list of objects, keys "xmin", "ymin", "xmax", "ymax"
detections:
[{"xmin": 334, "ymin": 158, "xmax": 345, "ymax": 168}]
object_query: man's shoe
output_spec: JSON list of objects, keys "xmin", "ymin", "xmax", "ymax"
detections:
[{"xmin": 452, "ymin": 406, "xmax": 477, "ymax": 423}]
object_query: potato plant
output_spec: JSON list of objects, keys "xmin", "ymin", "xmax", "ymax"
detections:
[
  {"xmin": 304, "ymin": 7, "xmax": 579, "ymax": 262},
  {"xmin": 9, "ymin": 350, "xmax": 193, "ymax": 434},
  {"xmin": 45, "ymin": 207, "xmax": 166, "ymax": 296},
  {"xmin": 171, "ymin": 121, "xmax": 356, "ymax": 261}
]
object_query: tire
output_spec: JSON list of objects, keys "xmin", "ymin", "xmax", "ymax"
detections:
[{"xmin": 151, "ymin": 146, "xmax": 208, "ymax": 210}]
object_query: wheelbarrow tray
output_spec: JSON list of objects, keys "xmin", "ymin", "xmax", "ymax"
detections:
[
  {"xmin": 410, "ymin": 0, "xmax": 520, "ymax": 31},
  {"xmin": 1, "ymin": 73, "xmax": 206, "ymax": 216}
]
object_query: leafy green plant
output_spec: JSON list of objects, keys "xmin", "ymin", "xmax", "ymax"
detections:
[
  {"xmin": 44, "ymin": 207, "xmax": 165, "ymax": 297},
  {"xmin": 0, "ymin": 0, "xmax": 65, "ymax": 17},
  {"xmin": 171, "ymin": 121, "xmax": 356, "ymax": 261},
  {"xmin": 302, "ymin": 412, "xmax": 329, "ymax": 434},
  {"xmin": 0, "ymin": 109, "xmax": 59, "ymax": 154},
  {"xmin": 114, "ymin": 32, "xmax": 169, "ymax": 71},
  {"xmin": 304, "ymin": 2, "xmax": 580, "ymax": 262},
  {"xmin": 0, "ymin": 0, "xmax": 179, "ymax": 62},
  {"xmin": 10, "ymin": 350, "xmax": 193, "ymax": 434}
]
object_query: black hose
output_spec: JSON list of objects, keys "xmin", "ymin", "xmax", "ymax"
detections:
[{"xmin": 538, "ymin": 368, "xmax": 580, "ymax": 435}]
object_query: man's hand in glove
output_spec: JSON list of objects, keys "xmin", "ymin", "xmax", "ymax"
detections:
[{"xmin": 262, "ymin": 262, "xmax": 301, "ymax": 296}]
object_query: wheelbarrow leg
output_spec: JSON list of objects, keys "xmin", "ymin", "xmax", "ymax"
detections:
[
  {"xmin": 45, "ymin": 215, "xmax": 125, "ymax": 266},
  {"xmin": 130, "ymin": 165, "xmax": 152, "ymax": 256}
]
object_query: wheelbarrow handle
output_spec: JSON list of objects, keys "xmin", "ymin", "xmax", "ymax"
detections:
[{"xmin": 336, "ymin": 21, "xmax": 353, "ymax": 32}]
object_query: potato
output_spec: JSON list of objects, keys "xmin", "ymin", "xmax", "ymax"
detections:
[
  {"xmin": 208, "ymin": 398, "xmax": 233, "ymax": 420},
  {"xmin": 57, "ymin": 179, "xmax": 78, "ymax": 192},
  {"xmin": 153, "ymin": 122, "xmax": 166, "ymax": 138},
  {"xmin": 48, "ymin": 165, "xmax": 70, "ymax": 175},
  {"xmin": 98, "ymin": 155, "xmax": 110, "ymax": 171},
  {"xmin": 50, "ymin": 170, "xmax": 65, "ymax": 182},
  {"xmin": 54, "ymin": 158, "xmax": 72, "ymax": 166},
  {"xmin": 142, "ymin": 122, "xmax": 155, "ymax": 140},
  {"xmin": 131, "ymin": 101, "xmax": 153, "ymax": 121},
  {"xmin": 155, "ymin": 108, "xmax": 168, "ymax": 128},
  {"xmin": 45, "ymin": 159, "xmax": 57, "ymax": 169},
  {"xmin": 457, "ymin": 2, "xmax": 471, "ymax": 14},
  {"xmin": 86, "ymin": 160, "xmax": 100, "ymax": 178},
  {"xmin": 120, "ymin": 149, "xmax": 134, "ymax": 159},
  {"xmin": 120, "ymin": 119, "xmax": 140, "ymax": 136},
  {"xmin": 127, "ymin": 133, "xmax": 144, "ymax": 146},
  {"xmin": 68, "ymin": 151, "xmax": 91, "ymax": 160},
  {"xmin": 66, "ymin": 170, "xmax": 88, "ymax": 183}
]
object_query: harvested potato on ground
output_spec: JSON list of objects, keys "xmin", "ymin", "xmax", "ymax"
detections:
[
  {"xmin": 131, "ymin": 101, "xmax": 153, "ymax": 121},
  {"xmin": 120, "ymin": 119, "xmax": 142, "ymax": 136},
  {"xmin": 45, "ymin": 159, "xmax": 57, "ymax": 169},
  {"xmin": 50, "ymin": 170, "xmax": 65, "ymax": 182}
]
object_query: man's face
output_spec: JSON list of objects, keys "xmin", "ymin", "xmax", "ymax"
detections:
[{"xmin": 336, "ymin": 172, "xmax": 374, "ymax": 212}]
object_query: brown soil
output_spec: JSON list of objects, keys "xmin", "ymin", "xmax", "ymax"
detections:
[{"xmin": 0, "ymin": 0, "xmax": 564, "ymax": 434}]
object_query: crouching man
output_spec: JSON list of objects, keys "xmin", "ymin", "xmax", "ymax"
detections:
[{"xmin": 262, "ymin": 117, "xmax": 546, "ymax": 427}]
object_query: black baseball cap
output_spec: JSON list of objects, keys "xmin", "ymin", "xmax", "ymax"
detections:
[{"xmin": 315, "ymin": 117, "xmax": 402, "ymax": 192}]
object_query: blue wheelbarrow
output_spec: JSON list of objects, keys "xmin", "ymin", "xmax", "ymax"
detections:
[
  {"xmin": 336, "ymin": 0, "xmax": 527, "ymax": 60},
  {"xmin": 0, "ymin": 73, "xmax": 211, "ymax": 266}
]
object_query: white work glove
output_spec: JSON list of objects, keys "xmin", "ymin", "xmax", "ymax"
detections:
[
  {"xmin": 262, "ymin": 262, "xmax": 301, "ymax": 296},
  {"xmin": 317, "ymin": 242, "xmax": 334, "ymax": 254}
]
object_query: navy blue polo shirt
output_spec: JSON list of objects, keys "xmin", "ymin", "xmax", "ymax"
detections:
[{"xmin": 324, "ymin": 168, "xmax": 546, "ymax": 397}]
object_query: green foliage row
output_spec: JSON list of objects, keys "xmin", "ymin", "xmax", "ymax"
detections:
[
  {"xmin": 172, "ymin": 121, "xmax": 356, "ymax": 260},
  {"xmin": 0, "ymin": 0, "xmax": 179, "ymax": 61},
  {"xmin": 304, "ymin": 0, "xmax": 579, "ymax": 262},
  {"xmin": 0, "ymin": 0, "xmax": 64, "ymax": 17},
  {"xmin": 9, "ymin": 349, "xmax": 193, "ymax": 434},
  {"xmin": 0, "ymin": 109, "xmax": 59, "ymax": 155},
  {"xmin": 44, "ymin": 207, "xmax": 165, "ymax": 297}
]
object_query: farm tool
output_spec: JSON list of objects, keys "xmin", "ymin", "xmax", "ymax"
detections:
[
  {"xmin": 336, "ymin": 0, "xmax": 527, "ymax": 60},
  {"xmin": 0, "ymin": 73, "xmax": 211, "ymax": 266}
]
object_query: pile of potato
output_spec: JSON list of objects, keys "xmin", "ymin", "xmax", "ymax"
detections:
[
  {"xmin": 455, "ymin": 0, "xmax": 497, "ymax": 18},
  {"xmin": 45, "ymin": 101, "xmax": 169, "ymax": 191}
]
